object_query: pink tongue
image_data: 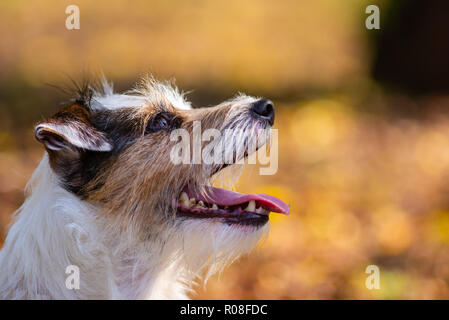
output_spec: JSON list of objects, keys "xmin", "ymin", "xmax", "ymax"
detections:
[{"xmin": 186, "ymin": 186, "xmax": 290, "ymax": 215}]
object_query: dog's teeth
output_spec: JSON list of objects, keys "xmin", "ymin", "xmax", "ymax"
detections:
[
  {"xmin": 255, "ymin": 206, "xmax": 263, "ymax": 214},
  {"xmin": 245, "ymin": 200, "xmax": 256, "ymax": 212},
  {"xmin": 180, "ymin": 200, "xmax": 190, "ymax": 207},
  {"xmin": 193, "ymin": 201, "xmax": 205, "ymax": 209},
  {"xmin": 211, "ymin": 204, "xmax": 218, "ymax": 210},
  {"xmin": 188, "ymin": 198, "xmax": 196, "ymax": 207},
  {"xmin": 192, "ymin": 199, "xmax": 206, "ymax": 209},
  {"xmin": 179, "ymin": 192, "xmax": 189, "ymax": 207},
  {"xmin": 180, "ymin": 192, "xmax": 188, "ymax": 201}
]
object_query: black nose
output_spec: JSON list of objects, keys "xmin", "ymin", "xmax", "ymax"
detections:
[{"xmin": 250, "ymin": 99, "xmax": 275, "ymax": 125}]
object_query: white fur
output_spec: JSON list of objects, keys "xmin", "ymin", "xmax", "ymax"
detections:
[
  {"xmin": 91, "ymin": 77, "xmax": 192, "ymax": 111},
  {"xmin": 0, "ymin": 154, "xmax": 266, "ymax": 299},
  {"xmin": 0, "ymin": 81, "xmax": 267, "ymax": 300}
]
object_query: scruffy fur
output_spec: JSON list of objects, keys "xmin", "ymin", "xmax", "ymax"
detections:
[{"xmin": 0, "ymin": 77, "xmax": 271, "ymax": 299}]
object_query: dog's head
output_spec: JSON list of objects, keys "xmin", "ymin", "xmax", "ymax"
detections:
[{"xmin": 35, "ymin": 77, "xmax": 289, "ymax": 279}]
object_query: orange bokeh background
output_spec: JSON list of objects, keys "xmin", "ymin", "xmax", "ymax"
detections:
[{"xmin": 1, "ymin": 0, "xmax": 449, "ymax": 299}]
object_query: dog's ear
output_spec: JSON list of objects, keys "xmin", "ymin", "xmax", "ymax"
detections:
[{"xmin": 35, "ymin": 104, "xmax": 112, "ymax": 153}]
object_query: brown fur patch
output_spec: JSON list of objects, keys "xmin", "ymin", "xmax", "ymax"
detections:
[{"xmin": 36, "ymin": 80, "xmax": 263, "ymax": 240}]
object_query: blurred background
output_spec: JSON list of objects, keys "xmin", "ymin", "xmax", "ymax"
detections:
[{"xmin": 1, "ymin": 0, "xmax": 449, "ymax": 299}]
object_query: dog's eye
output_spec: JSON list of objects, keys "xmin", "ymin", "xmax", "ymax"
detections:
[
  {"xmin": 145, "ymin": 113, "xmax": 175, "ymax": 134},
  {"xmin": 154, "ymin": 115, "xmax": 169, "ymax": 129}
]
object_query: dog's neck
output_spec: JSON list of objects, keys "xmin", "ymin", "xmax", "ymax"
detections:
[{"xmin": 0, "ymin": 155, "xmax": 190, "ymax": 299}]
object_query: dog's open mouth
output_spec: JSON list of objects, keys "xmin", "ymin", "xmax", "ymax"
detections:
[{"xmin": 177, "ymin": 186, "xmax": 289, "ymax": 226}]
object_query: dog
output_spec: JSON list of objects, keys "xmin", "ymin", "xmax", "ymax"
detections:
[{"xmin": 0, "ymin": 76, "xmax": 289, "ymax": 299}]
